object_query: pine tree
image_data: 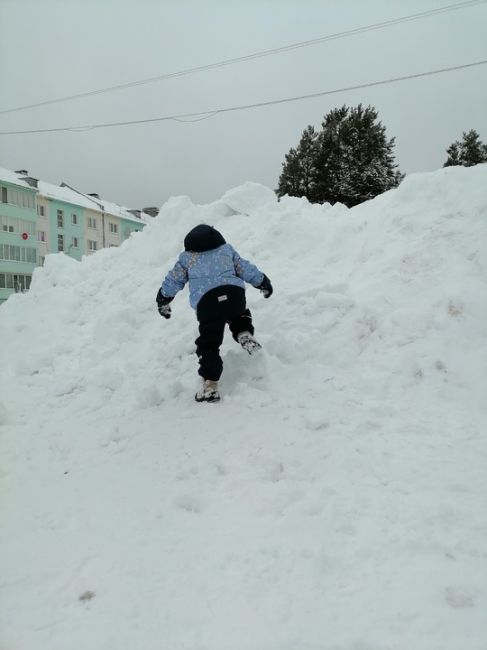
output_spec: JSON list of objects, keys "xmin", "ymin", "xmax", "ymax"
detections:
[
  {"xmin": 461, "ymin": 130, "xmax": 487, "ymax": 166},
  {"xmin": 296, "ymin": 125, "xmax": 318, "ymax": 199},
  {"xmin": 443, "ymin": 130, "xmax": 487, "ymax": 167},
  {"xmin": 277, "ymin": 105, "xmax": 402, "ymax": 207},
  {"xmin": 312, "ymin": 106, "xmax": 349, "ymax": 205},
  {"xmin": 444, "ymin": 142, "xmax": 461, "ymax": 167},
  {"xmin": 276, "ymin": 126, "xmax": 318, "ymax": 199},
  {"xmin": 276, "ymin": 147, "xmax": 301, "ymax": 198},
  {"xmin": 313, "ymin": 104, "xmax": 403, "ymax": 207}
]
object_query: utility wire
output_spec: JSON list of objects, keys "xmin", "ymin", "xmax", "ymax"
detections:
[
  {"xmin": 1, "ymin": 59, "xmax": 485, "ymax": 136},
  {"xmin": 0, "ymin": 0, "xmax": 485, "ymax": 116}
]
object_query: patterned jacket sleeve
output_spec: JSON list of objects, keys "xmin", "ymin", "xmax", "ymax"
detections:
[
  {"xmin": 161, "ymin": 255, "xmax": 188, "ymax": 297},
  {"xmin": 231, "ymin": 246, "xmax": 264, "ymax": 287}
]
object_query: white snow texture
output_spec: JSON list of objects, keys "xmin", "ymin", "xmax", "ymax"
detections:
[{"xmin": 1, "ymin": 165, "xmax": 487, "ymax": 650}]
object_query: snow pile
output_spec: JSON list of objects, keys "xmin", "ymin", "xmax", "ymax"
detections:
[
  {"xmin": 1, "ymin": 165, "xmax": 486, "ymax": 650},
  {"xmin": 220, "ymin": 181, "xmax": 276, "ymax": 214}
]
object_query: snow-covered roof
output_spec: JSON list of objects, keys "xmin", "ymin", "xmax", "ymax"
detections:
[
  {"xmin": 0, "ymin": 167, "xmax": 37, "ymax": 190},
  {"xmin": 81, "ymin": 194, "xmax": 150, "ymax": 224},
  {"xmin": 41, "ymin": 183, "xmax": 148, "ymax": 223},
  {"xmin": 0, "ymin": 167, "xmax": 150, "ymax": 224},
  {"xmin": 38, "ymin": 181, "xmax": 103, "ymax": 210}
]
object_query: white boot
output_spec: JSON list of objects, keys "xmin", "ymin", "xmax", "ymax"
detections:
[
  {"xmin": 237, "ymin": 331, "xmax": 262, "ymax": 355},
  {"xmin": 195, "ymin": 378, "xmax": 220, "ymax": 403}
]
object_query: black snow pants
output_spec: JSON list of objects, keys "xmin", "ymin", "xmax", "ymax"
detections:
[{"xmin": 195, "ymin": 285, "xmax": 254, "ymax": 381}]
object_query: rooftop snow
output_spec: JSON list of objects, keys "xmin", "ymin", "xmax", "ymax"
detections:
[
  {"xmin": 0, "ymin": 167, "xmax": 150, "ymax": 223},
  {"xmin": 0, "ymin": 166, "xmax": 37, "ymax": 189}
]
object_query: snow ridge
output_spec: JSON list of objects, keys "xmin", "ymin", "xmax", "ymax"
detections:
[{"xmin": 1, "ymin": 165, "xmax": 486, "ymax": 649}]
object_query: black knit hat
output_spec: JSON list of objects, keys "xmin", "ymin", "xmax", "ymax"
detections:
[{"xmin": 184, "ymin": 224, "xmax": 226, "ymax": 252}]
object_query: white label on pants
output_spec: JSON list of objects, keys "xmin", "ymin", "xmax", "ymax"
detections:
[{"xmin": 218, "ymin": 295, "xmax": 228, "ymax": 302}]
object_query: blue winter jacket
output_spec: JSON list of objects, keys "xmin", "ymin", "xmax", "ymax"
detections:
[{"xmin": 161, "ymin": 240, "xmax": 264, "ymax": 310}]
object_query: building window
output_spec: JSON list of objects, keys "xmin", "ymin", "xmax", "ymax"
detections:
[
  {"xmin": 72, "ymin": 237, "xmax": 79, "ymax": 248},
  {"xmin": 0, "ymin": 272, "xmax": 32, "ymax": 291},
  {"xmin": 58, "ymin": 234, "xmax": 64, "ymax": 252},
  {"xmin": 87, "ymin": 240, "xmax": 97, "ymax": 252},
  {"xmin": 2, "ymin": 216, "xmax": 14, "ymax": 232},
  {"xmin": 2, "ymin": 188, "xmax": 35, "ymax": 209},
  {"xmin": 72, "ymin": 213, "xmax": 78, "ymax": 225},
  {"xmin": 0, "ymin": 244, "xmax": 24, "ymax": 261},
  {"xmin": 37, "ymin": 205, "xmax": 46, "ymax": 217},
  {"xmin": 1, "ymin": 217, "xmax": 35, "ymax": 235},
  {"xmin": 37, "ymin": 231, "xmax": 47, "ymax": 242},
  {"xmin": 109, "ymin": 222, "xmax": 118, "ymax": 234},
  {"xmin": 57, "ymin": 210, "xmax": 64, "ymax": 228},
  {"xmin": 20, "ymin": 247, "xmax": 36, "ymax": 263},
  {"xmin": 88, "ymin": 217, "xmax": 97, "ymax": 229}
]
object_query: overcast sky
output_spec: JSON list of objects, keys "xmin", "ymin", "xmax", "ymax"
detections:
[{"xmin": 1, "ymin": 0, "xmax": 486, "ymax": 210}]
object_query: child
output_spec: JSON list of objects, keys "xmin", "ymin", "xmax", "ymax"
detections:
[{"xmin": 156, "ymin": 224, "xmax": 273, "ymax": 402}]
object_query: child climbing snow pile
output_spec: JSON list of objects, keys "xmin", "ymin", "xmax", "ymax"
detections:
[{"xmin": 156, "ymin": 224, "xmax": 273, "ymax": 402}]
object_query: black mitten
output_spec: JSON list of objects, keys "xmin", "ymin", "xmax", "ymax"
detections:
[
  {"xmin": 156, "ymin": 288, "xmax": 174, "ymax": 319},
  {"xmin": 257, "ymin": 274, "xmax": 273, "ymax": 299}
]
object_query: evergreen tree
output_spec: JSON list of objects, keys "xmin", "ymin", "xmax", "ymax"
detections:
[
  {"xmin": 312, "ymin": 104, "xmax": 403, "ymax": 207},
  {"xmin": 461, "ymin": 130, "xmax": 487, "ymax": 166},
  {"xmin": 444, "ymin": 142, "xmax": 461, "ymax": 167},
  {"xmin": 312, "ymin": 106, "xmax": 349, "ymax": 205},
  {"xmin": 443, "ymin": 130, "xmax": 487, "ymax": 167},
  {"xmin": 276, "ymin": 147, "xmax": 301, "ymax": 198},
  {"xmin": 296, "ymin": 125, "xmax": 318, "ymax": 199},
  {"xmin": 277, "ymin": 104, "xmax": 402, "ymax": 207},
  {"xmin": 276, "ymin": 126, "xmax": 318, "ymax": 199}
]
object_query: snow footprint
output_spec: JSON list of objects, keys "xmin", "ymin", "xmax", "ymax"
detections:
[
  {"xmin": 173, "ymin": 494, "xmax": 202, "ymax": 514},
  {"xmin": 445, "ymin": 586, "xmax": 475, "ymax": 609}
]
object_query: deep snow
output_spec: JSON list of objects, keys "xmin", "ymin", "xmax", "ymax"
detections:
[{"xmin": 1, "ymin": 167, "xmax": 487, "ymax": 650}]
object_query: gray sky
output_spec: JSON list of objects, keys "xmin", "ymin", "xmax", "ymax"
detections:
[{"xmin": 1, "ymin": 0, "xmax": 486, "ymax": 210}]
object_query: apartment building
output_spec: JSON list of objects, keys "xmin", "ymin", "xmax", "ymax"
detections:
[
  {"xmin": 0, "ymin": 170, "xmax": 38, "ymax": 303},
  {"xmin": 0, "ymin": 167, "xmax": 150, "ymax": 304}
]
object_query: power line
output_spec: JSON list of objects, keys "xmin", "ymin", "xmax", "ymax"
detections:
[
  {"xmin": 0, "ymin": 0, "xmax": 485, "ymax": 116},
  {"xmin": 1, "ymin": 59, "xmax": 485, "ymax": 136}
]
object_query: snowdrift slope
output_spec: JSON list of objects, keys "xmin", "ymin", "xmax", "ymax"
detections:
[{"xmin": 1, "ymin": 167, "xmax": 487, "ymax": 649}]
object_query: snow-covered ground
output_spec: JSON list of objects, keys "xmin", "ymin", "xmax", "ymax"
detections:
[{"xmin": 1, "ymin": 166, "xmax": 486, "ymax": 650}]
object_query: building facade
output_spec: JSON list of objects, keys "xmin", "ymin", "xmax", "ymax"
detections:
[
  {"xmin": 0, "ymin": 168, "xmax": 150, "ymax": 304},
  {"xmin": 48, "ymin": 198, "xmax": 85, "ymax": 261},
  {"xmin": 0, "ymin": 172, "xmax": 38, "ymax": 303}
]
